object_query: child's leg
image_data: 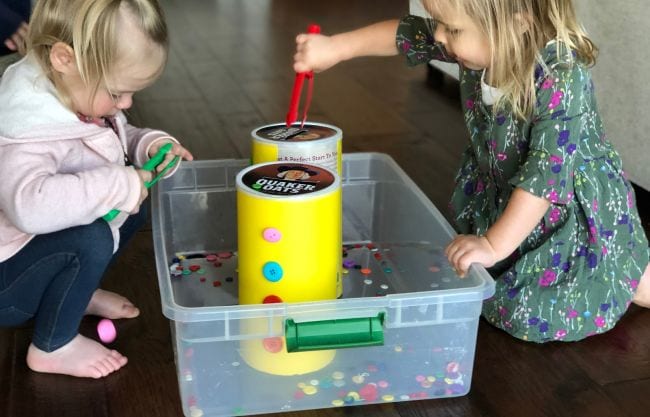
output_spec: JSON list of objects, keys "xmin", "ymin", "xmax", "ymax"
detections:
[
  {"xmin": 85, "ymin": 206, "xmax": 148, "ymax": 319},
  {"xmin": 0, "ymin": 219, "xmax": 125, "ymax": 378},
  {"xmin": 633, "ymin": 263, "xmax": 650, "ymax": 308}
]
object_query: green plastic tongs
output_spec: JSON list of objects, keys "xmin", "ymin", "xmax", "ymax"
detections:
[{"xmin": 103, "ymin": 142, "xmax": 179, "ymax": 221}]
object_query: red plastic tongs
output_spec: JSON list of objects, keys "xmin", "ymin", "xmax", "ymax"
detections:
[{"xmin": 286, "ymin": 24, "xmax": 321, "ymax": 128}]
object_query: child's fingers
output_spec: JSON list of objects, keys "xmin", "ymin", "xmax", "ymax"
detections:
[
  {"xmin": 171, "ymin": 143, "xmax": 194, "ymax": 161},
  {"xmin": 155, "ymin": 147, "xmax": 193, "ymax": 173},
  {"xmin": 296, "ymin": 33, "xmax": 308, "ymax": 44},
  {"xmin": 13, "ymin": 34, "xmax": 26, "ymax": 55},
  {"xmin": 4, "ymin": 38, "xmax": 16, "ymax": 51},
  {"xmin": 293, "ymin": 50, "xmax": 311, "ymax": 72},
  {"xmin": 295, "ymin": 41, "xmax": 305, "ymax": 53},
  {"xmin": 293, "ymin": 61, "xmax": 309, "ymax": 73},
  {"xmin": 18, "ymin": 22, "xmax": 29, "ymax": 38},
  {"xmin": 456, "ymin": 254, "xmax": 473, "ymax": 278},
  {"xmin": 445, "ymin": 239, "xmax": 463, "ymax": 263},
  {"xmin": 156, "ymin": 153, "xmax": 176, "ymax": 173},
  {"xmin": 448, "ymin": 243, "xmax": 474, "ymax": 277},
  {"xmin": 137, "ymin": 169, "xmax": 153, "ymax": 183},
  {"xmin": 451, "ymin": 251, "xmax": 467, "ymax": 273}
]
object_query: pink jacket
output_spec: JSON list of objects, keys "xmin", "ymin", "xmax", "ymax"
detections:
[{"xmin": 0, "ymin": 55, "xmax": 179, "ymax": 261}]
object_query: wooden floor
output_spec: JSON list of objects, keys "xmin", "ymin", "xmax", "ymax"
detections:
[{"xmin": 2, "ymin": 1, "xmax": 650, "ymax": 416}]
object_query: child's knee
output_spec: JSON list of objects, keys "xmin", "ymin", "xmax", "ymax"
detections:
[{"xmin": 69, "ymin": 220, "xmax": 113, "ymax": 261}]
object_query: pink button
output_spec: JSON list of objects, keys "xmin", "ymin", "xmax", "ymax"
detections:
[
  {"xmin": 262, "ymin": 227, "xmax": 282, "ymax": 243},
  {"xmin": 97, "ymin": 319, "xmax": 116, "ymax": 344}
]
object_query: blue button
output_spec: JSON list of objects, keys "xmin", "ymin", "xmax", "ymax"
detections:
[{"xmin": 262, "ymin": 261, "xmax": 283, "ymax": 282}]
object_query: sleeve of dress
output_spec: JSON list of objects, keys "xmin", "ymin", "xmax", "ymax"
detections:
[
  {"xmin": 509, "ymin": 63, "xmax": 590, "ymax": 205},
  {"xmin": 396, "ymin": 15, "xmax": 455, "ymax": 66}
]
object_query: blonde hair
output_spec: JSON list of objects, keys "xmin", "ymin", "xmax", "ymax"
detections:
[
  {"xmin": 28, "ymin": 0, "xmax": 168, "ymax": 109},
  {"xmin": 423, "ymin": 0, "xmax": 597, "ymax": 119}
]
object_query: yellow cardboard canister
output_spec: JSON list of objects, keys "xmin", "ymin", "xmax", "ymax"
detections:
[
  {"xmin": 251, "ymin": 122, "xmax": 342, "ymax": 175},
  {"xmin": 236, "ymin": 162, "xmax": 341, "ymax": 375}
]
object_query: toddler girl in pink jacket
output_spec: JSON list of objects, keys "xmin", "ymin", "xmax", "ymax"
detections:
[{"xmin": 0, "ymin": 0, "xmax": 193, "ymax": 378}]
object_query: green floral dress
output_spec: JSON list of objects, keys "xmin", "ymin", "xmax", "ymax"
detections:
[{"xmin": 396, "ymin": 15, "xmax": 649, "ymax": 342}]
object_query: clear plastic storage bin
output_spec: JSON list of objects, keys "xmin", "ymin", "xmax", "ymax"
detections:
[{"xmin": 152, "ymin": 153, "xmax": 495, "ymax": 417}]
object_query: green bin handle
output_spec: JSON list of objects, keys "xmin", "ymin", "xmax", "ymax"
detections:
[{"xmin": 285, "ymin": 312, "xmax": 385, "ymax": 352}]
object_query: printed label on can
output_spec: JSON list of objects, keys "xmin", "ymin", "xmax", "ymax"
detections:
[
  {"xmin": 276, "ymin": 143, "xmax": 338, "ymax": 172},
  {"xmin": 241, "ymin": 163, "xmax": 335, "ymax": 196}
]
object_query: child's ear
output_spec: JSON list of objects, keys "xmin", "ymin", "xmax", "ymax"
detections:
[{"xmin": 49, "ymin": 42, "xmax": 77, "ymax": 75}]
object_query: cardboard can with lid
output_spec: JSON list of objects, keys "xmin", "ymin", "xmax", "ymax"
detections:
[
  {"xmin": 251, "ymin": 122, "xmax": 342, "ymax": 175},
  {"xmin": 236, "ymin": 162, "xmax": 341, "ymax": 375}
]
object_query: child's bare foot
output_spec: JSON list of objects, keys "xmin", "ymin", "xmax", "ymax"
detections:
[
  {"xmin": 85, "ymin": 289, "xmax": 140, "ymax": 319},
  {"xmin": 26, "ymin": 335, "xmax": 128, "ymax": 378},
  {"xmin": 633, "ymin": 264, "xmax": 650, "ymax": 308}
]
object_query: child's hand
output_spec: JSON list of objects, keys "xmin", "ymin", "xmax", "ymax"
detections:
[
  {"xmin": 4, "ymin": 22, "xmax": 29, "ymax": 56},
  {"xmin": 445, "ymin": 235, "xmax": 497, "ymax": 278},
  {"xmin": 148, "ymin": 141, "xmax": 194, "ymax": 174},
  {"xmin": 131, "ymin": 169, "xmax": 153, "ymax": 213},
  {"xmin": 294, "ymin": 33, "xmax": 342, "ymax": 73}
]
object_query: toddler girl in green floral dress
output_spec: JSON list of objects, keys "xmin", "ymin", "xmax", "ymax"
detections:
[{"xmin": 293, "ymin": 0, "xmax": 650, "ymax": 342}]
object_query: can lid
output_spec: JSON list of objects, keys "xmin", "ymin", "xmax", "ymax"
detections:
[
  {"xmin": 254, "ymin": 123, "xmax": 339, "ymax": 143},
  {"xmin": 237, "ymin": 162, "xmax": 339, "ymax": 198}
]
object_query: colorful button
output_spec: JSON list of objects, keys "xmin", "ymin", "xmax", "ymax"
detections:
[
  {"xmin": 263, "ymin": 294, "xmax": 283, "ymax": 304},
  {"xmin": 342, "ymin": 259, "xmax": 356, "ymax": 269},
  {"xmin": 352, "ymin": 374, "xmax": 365, "ymax": 384},
  {"xmin": 262, "ymin": 337, "xmax": 283, "ymax": 353},
  {"xmin": 262, "ymin": 227, "xmax": 282, "ymax": 243},
  {"xmin": 303, "ymin": 386, "xmax": 318, "ymax": 395},
  {"xmin": 97, "ymin": 319, "xmax": 116, "ymax": 344},
  {"xmin": 262, "ymin": 261, "xmax": 283, "ymax": 282}
]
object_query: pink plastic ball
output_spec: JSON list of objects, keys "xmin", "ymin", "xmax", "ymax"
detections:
[{"xmin": 97, "ymin": 318, "xmax": 117, "ymax": 344}]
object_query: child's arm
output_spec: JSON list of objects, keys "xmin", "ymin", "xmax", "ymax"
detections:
[
  {"xmin": 446, "ymin": 188, "xmax": 550, "ymax": 277},
  {"xmin": 294, "ymin": 20, "xmax": 400, "ymax": 73},
  {"xmin": 0, "ymin": 145, "xmax": 145, "ymax": 234},
  {"xmin": 294, "ymin": 16, "xmax": 454, "ymax": 74}
]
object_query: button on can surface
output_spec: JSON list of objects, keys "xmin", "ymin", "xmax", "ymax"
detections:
[
  {"xmin": 262, "ymin": 261, "xmax": 283, "ymax": 282},
  {"xmin": 262, "ymin": 227, "xmax": 282, "ymax": 242}
]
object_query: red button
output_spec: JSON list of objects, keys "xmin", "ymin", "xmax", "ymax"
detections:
[
  {"xmin": 263, "ymin": 294, "xmax": 283, "ymax": 304},
  {"xmin": 262, "ymin": 337, "xmax": 283, "ymax": 353}
]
